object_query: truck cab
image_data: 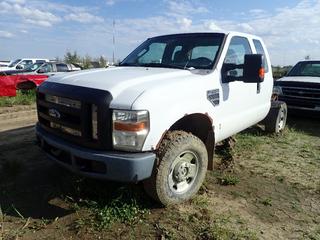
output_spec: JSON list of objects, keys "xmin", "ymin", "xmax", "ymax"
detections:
[{"xmin": 36, "ymin": 31, "xmax": 286, "ymax": 205}]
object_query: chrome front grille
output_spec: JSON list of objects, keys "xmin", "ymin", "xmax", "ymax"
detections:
[
  {"xmin": 36, "ymin": 82, "xmax": 113, "ymax": 150},
  {"xmin": 45, "ymin": 94, "xmax": 81, "ymax": 109},
  {"xmin": 38, "ymin": 93, "xmax": 83, "ymax": 139},
  {"xmin": 282, "ymin": 86, "xmax": 320, "ymax": 100},
  {"xmin": 276, "ymin": 81, "xmax": 320, "ymax": 110}
]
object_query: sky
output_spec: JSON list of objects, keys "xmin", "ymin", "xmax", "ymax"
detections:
[{"xmin": 0, "ymin": 0, "xmax": 320, "ymax": 66}]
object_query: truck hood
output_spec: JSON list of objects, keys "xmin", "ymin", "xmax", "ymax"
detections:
[
  {"xmin": 47, "ymin": 67, "xmax": 195, "ymax": 106},
  {"xmin": 277, "ymin": 76, "xmax": 320, "ymax": 84}
]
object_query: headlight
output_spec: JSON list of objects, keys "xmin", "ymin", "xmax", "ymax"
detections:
[
  {"xmin": 273, "ymin": 86, "xmax": 283, "ymax": 96},
  {"xmin": 112, "ymin": 110, "xmax": 149, "ymax": 151}
]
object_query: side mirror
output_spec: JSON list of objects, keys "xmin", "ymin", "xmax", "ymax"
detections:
[
  {"xmin": 222, "ymin": 54, "xmax": 265, "ymax": 83},
  {"xmin": 16, "ymin": 64, "xmax": 24, "ymax": 70},
  {"xmin": 37, "ymin": 69, "xmax": 45, "ymax": 73},
  {"xmin": 242, "ymin": 54, "xmax": 264, "ymax": 83}
]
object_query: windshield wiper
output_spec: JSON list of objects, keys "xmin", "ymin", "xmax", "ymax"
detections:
[
  {"xmin": 120, "ymin": 62, "xmax": 195, "ymax": 70},
  {"xmin": 139, "ymin": 63, "xmax": 191, "ymax": 70},
  {"xmin": 119, "ymin": 63, "xmax": 141, "ymax": 67}
]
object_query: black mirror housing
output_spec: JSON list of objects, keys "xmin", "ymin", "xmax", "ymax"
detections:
[{"xmin": 243, "ymin": 54, "xmax": 264, "ymax": 83}]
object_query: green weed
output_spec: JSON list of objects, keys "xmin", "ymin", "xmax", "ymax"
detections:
[
  {"xmin": 0, "ymin": 90, "xmax": 36, "ymax": 107},
  {"xmin": 217, "ymin": 175, "xmax": 240, "ymax": 186},
  {"xmin": 260, "ymin": 198, "xmax": 272, "ymax": 206},
  {"xmin": 62, "ymin": 179, "xmax": 151, "ymax": 230},
  {"xmin": 197, "ymin": 216, "xmax": 258, "ymax": 240}
]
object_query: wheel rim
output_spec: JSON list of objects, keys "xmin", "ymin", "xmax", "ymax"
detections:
[
  {"xmin": 278, "ymin": 107, "xmax": 286, "ymax": 131},
  {"xmin": 168, "ymin": 150, "xmax": 199, "ymax": 194}
]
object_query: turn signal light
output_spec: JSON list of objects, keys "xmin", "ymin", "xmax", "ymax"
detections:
[
  {"xmin": 114, "ymin": 122, "xmax": 147, "ymax": 132},
  {"xmin": 259, "ymin": 67, "xmax": 265, "ymax": 79}
]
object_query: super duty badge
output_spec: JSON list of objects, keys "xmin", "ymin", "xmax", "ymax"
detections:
[{"xmin": 207, "ymin": 89, "xmax": 220, "ymax": 106}]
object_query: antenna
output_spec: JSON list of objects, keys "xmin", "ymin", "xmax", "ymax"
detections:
[{"xmin": 112, "ymin": 19, "xmax": 115, "ymax": 65}]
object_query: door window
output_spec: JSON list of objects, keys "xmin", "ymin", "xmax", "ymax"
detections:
[
  {"xmin": 20, "ymin": 60, "xmax": 33, "ymax": 67},
  {"xmin": 39, "ymin": 63, "xmax": 53, "ymax": 73},
  {"xmin": 224, "ymin": 37, "xmax": 252, "ymax": 77}
]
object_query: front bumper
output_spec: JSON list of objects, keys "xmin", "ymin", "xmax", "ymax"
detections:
[
  {"xmin": 36, "ymin": 124, "xmax": 156, "ymax": 182},
  {"xmin": 278, "ymin": 96, "xmax": 320, "ymax": 112}
]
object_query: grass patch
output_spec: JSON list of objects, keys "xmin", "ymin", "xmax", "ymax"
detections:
[
  {"xmin": 90, "ymin": 191, "xmax": 149, "ymax": 229},
  {"xmin": 0, "ymin": 90, "xmax": 36, "ymax": 107},
  {"xmin": 197, "ymin": 216, "xmax": 258, "ymax": 240},
  {"xmin": 260, "ymin": 198, "xmax": 272, "ymax": 206},
  {"xmin": 217, "ymin": 175, "xmax": 240, "ymax": 186},
  {"xmin": 61, "ymin": 178, "xmax": 151, "ymax": 230}
]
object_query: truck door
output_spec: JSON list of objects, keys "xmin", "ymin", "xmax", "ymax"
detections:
[{"xmin": 218, "ymin": 36, "xmax": 258, "ymax": 139}]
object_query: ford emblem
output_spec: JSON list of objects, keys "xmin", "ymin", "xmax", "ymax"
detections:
[{"xmin": 49, "ymin": 108, "xmax": 61, "ymax": 119}]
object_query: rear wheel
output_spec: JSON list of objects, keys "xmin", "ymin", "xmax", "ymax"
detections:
[
  {"xmin": 264, "ymin": 101, "xmax": 287, "ymax": 133},
  {"xmin": 143, "ymin": 131, "xmax": 208, "ymax": 206}
]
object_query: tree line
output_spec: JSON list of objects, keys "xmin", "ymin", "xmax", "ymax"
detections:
[{"xmin": 56, "ymin": 51, "xmax": 115, "ymax": 69}]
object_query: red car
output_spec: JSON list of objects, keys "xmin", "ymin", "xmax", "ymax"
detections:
[{"xmin": 0, "ymin": 74, "xmax": 48, "ymax": 97}]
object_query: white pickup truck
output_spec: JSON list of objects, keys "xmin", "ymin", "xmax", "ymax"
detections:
[
  {"xmin": 0, "ymin": 58, "xmax": 49, "ymax": 71},
  {"xmin": 36, "ymin": 31, "xmax": 287, "ymax": 205}
]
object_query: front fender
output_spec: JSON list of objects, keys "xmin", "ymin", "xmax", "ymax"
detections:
[{"xmin": 133, "ymin": 92, "xmax": 215, "ymax": 151}]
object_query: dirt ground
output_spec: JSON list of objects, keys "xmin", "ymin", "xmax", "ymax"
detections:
[{"xmin": 0, "ymin": 109, "xmax": 319, "ymax": 240}]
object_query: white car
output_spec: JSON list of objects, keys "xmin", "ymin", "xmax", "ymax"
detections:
[
  {"xmin": 0, "ymin": 61, "xmax": 10, "ymax": 67},
  {"xmin": 0, "ymin": 58, "xmax": 49, "ymax": 71},
  {"xmin": 274, "ymin": 60, "xmax": 320, "ymax": 112},
  {"xmin": 36, "ymin": 31, "xmax": 287, "ymax": 205}
]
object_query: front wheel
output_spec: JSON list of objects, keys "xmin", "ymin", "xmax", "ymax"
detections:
[{"xmin": 143, "ymin": 131, "xmax": 208, "ymax": 206}]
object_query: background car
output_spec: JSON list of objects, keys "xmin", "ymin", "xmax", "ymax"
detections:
[
  {"xmin": 0, "ymin": 62, "xmax": 81, "ymax": 76},
  {"xmin": 0, "ymin": 62, "xmax": 82, "ymax": 96},
  {"xmin": 0, "ymin": 61, "xmax": 10, "ymax": 68},
  {"xmin": 0, "ymin": 74, "xmax": 49, "ymax": 97},
  {"xmin": 274, "ymin": 60, "xmax": 320, "ymax": 113},
  {"xmin": 0, "ymin": 58, "xmax": 49, "ymax": 71}
]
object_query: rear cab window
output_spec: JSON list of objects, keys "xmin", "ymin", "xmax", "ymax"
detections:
[
  {"xmin": 253, "ymin": 39, "xmax": 269, "ymax": 73},
  {"xmin": 56, "ymin": 64, "xmax": 69, "ymax": 72}
]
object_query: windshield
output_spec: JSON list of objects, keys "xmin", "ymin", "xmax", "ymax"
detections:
[
  {"xmin": 25, "ymin": 62, "xmax": 44, "ymax": 72},
  {"xmin": 8, "ymin": 59, "xmax": 21, "ymax": 67},
  {"xmin": 287, "ymin": 61, "xmax": 320, "ymax": 77},
  {"xmin": 120, "ymin": 33, "xmax": 225, "ymax": 70}
]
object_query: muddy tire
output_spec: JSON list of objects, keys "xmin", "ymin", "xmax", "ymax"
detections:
[
  {"xmin": 264, "ymin": 101, "xmax": 287, "ymax": 133},
  {"xmin": 143, "ymin": 131, "xmax": 208, "ymax": 206}
]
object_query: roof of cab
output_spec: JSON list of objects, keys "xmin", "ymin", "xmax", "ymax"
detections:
[{"xmin": 150, "ymin": 31, "xmax": 262, "ymax": 40}]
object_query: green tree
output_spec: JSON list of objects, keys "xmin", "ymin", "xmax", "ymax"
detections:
[
  {"xmin": 82, "ymin": 54, "xmax": 92, "ymax": 69},
  {"xmin": 99, "ymin": 56, "xmax": 107, "ymax": 68},
  {"xmin": 64, "ymin": 51, "xmax": 81, "ymax": 64}
]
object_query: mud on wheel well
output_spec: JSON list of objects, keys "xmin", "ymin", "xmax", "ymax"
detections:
[{"xmin": 169, "ymin": 113, "xmax": 215, "ymax": 170}]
